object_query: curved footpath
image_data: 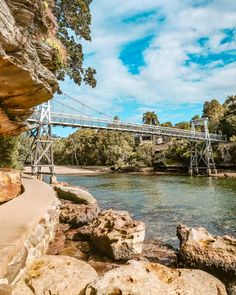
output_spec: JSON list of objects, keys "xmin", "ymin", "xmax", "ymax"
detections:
[{"xmin": 0, "ymin": 175, "xmax": 59, "ymax": 286}]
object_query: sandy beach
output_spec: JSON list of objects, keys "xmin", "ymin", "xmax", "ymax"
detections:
[{"xmin": 24, "ymin": 165, "xmax": 110, "ymax": 176}]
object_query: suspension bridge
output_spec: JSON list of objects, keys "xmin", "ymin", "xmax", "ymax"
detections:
[{"xmin": 27, "ymin": 93, "xmax": 226, "ymax": 179}]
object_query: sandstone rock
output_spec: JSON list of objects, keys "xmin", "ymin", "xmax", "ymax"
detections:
[
  {"xmin": 55, "ymin": 185, "xmax": 97, "ymax": 204},
  {"xmin": 12, "ymin": 280, "xmax": 34, "ymax": 295},
  {"xmin": 72, "ymin": 224, "xmax": 94, "ymax": 241},
  {"xmin": 0, "ymin": 0, "xmax": 58, "ymax": 135},
  {"xmin": 85, "ymin": 260, "xmax": 227, "ymax": 295},
  {"xmin": 0, "ymin": 169, "xmax": 21, "ymax": 203},
  {"xmin": 87, "ymin": 254, "xmax": 121, "ymax": 276},
  {"xmin": 13, "ymin": 255, "xmax": 98, "ymax": 295},
  {"xmin": 58, "ymin": 243, "xmax": 88, "ymax": 261},
  {"xmin": 91, "ymin": 209, "xmax": 145, "ymax": 261},
  {"xmin": 141, "ymin": 239, "xmax": 178, "ymax": 267},
  {"xmin": 177, "ymin": 224, "xmax": 236, "ymax": 275},
  {"xmin": 77, "ymin": 241, "xmax": 92, "ymax": 253},
  {"xmin": 46, "ymin": 224, "xmax": 66, "ymax": 255},
  {"xmin": 60, "ymin": 203, "xmax": 100, "ymax": 227},
  {"xmin": 0, "ymin": 284, "xmax": 13, "ymax": 295}
]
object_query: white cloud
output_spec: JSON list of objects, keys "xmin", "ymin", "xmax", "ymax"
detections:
[{"xmin": 59, "ymin": 0, "xmax": 236, "ymax": 122}]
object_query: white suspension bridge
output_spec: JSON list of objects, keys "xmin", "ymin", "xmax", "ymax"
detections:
[{"xmin": 27, "ymin": 93, "xmax": 226, "ymax": 179}]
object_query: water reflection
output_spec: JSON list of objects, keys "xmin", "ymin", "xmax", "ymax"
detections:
[{"xmin": 56, "ymin": 174, "xmax": 236, "ymax": 247}]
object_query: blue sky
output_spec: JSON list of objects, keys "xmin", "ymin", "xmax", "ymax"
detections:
[{"xmin": 54, "ymin": 0, "xmax": 236, "ymax": 137}]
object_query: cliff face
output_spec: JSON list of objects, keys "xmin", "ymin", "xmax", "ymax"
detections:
[{"xmin": 0, "ymin": 0, "xmax": 59, "ymax": 135}]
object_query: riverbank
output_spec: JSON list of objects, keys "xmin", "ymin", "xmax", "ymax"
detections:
[
  {"xmin": 24, "ymin": 165, "xmax": 110, "ymax": 175},
  {"xmin": 24, "ymin": 165, "xmax": 236, "ymax": 178},
  {"xmin": 44, "ymin": 182, "xmax": 236, "ymax": 294},
  {"xmin": 4, "ymin": 177, "xmax": 235, "ymax": 294}
]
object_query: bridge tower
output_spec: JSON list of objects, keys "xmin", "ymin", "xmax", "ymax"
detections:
[
  {"xmin": 30, "ymin": 102, "xmax": 55, "ymax": 179},
  {"xmin": 189, "ymin": 118, "xmax": 217, "ymax": 176}
]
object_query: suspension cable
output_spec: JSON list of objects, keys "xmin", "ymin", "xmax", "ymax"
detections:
[
  {"xmin": 53, "ymin": 99, "xmax": 95, "ymax": 118},
  {"xmin": 61, "ymin": 92, "xmax": 113, "ymax": 119}
]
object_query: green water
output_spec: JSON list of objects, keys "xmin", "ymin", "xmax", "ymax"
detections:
[{"xmin": 56, "ymin": 174, "xmax": 236, "ymax": 247}]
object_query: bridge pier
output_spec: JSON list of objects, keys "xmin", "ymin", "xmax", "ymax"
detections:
[
  {"xmin": 189, "ymin": 118, "xmax": 217, "ymax": 176},
  {"xmin": 30, "ymin": 102, "xmax": 55, "ymax": 178}
]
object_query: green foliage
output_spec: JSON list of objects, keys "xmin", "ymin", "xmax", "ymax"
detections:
[
  {"xmin": 17, "ymin": 135, "xmax": 31, "ymax": 165},
  {"xmin": 53, "ymin": 130, "xmax": 154, "ymax": 168},
  {"xmin": 217, "ymin": 142, "xmax": 236, "ymax": 165},
  {"xmin": 220, "ymin": 95, "xmax": 236, "ymax": 138},
  {"xmin": 142, "ymin": 111, "xmax": 159, "ymax": 125},
  {"xmin": 45, "ymin": 38, "xmax": 67, "ymax": 70},
  {"xmin": 0, "ymin": 136, "xmax": 22, "ymax": 169},
  {"xmin": 164, "ymin": 140, "xmax": 190, "ymax": 164},
  {"xmin": 230, "ymin": 135, "xmax": 236, "ymax": 142},
  {"xmin": 191, "ymin": 114, "xmax": 200, "ymax": 121},
  {"xmin": 53, "ymin": 0, "xmax": 96, "ymax": 87},
  {"xmin": 174, "ymin": 121, "xmax": 190, "ymax": 130},
  {"xmin": 53, "ymin": 129, "xmax": 134, "ymax": 166},
  {"xmin": 202, "ymin": 99, "xmax": 225, "ymax": 132},
  {"xmin": 161, "ymin": 121, "xmax": 172, "ymax": 127},
  {"xmin": 131, "ymin": 143, "xmax": 153, "ymax": 167}
]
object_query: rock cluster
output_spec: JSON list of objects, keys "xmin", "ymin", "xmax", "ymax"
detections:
[
  {"xmin": 40, "ymin": 184, "xmax": 236, "ymax": 294},
  {"xmin": 177, "ymin": 224, "xmax": 236, "ymax": 274},
  {"xmin": 177, "ymin": 224, "xmax": 236, "ymax": 294},
  {"xmin": 53, "ymin": 184, "xmax": 146, "ymax": 262},
  {"xmin": 86, "ymin": 260, "xmax": 227, "ymax": 295},
  {"xmin": 11, "ymin": 256, "xmax": 227, "ymax": 295},
  {"xmin": 0, "ymin": 0, "xmax": 58, "ymax": 135},
  {"xmin": 60, "ymin": 202, "xmax": 100, "ymax": 227},
  {"xmin": 0, "ymin": 169, "xmax": 21, "ymax": 203},
  {"xmin": 91, "ymin": 209, "xmax": 146, "ymax": 260}
]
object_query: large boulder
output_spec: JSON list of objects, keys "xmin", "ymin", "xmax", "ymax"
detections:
[
  {"xmin": 12, "ymin": 255, "xmax": 98, "ymax": 295},
  {"xmin": 177, "ymin": 224, "xmax": 236, "ymax": 295},
  {"xmin": 60, "ymin": 202, "xmax": 100, "ymax": 227},
  {"xmin": 177, "ymin": 224, "xmax": 236, "ymax": 274},
  {"xmin": 55, "ymin": 185, "xmax": 97, "ymax": 204},
  {"xmin": 0, "ymin": 169, "xmax": 21, "ymax": 203},
  {"xmin": 85, "ymin": 260, "xmax": 227, "ymax": 295},
  {"xmin": 91, "ymin": 209, "xmax": 145, "ymax": 261}
]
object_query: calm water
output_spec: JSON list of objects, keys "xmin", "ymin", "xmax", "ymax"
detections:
[{"xmin": 55, "ymin": 174, "xmax": 236, "ymax": 247}]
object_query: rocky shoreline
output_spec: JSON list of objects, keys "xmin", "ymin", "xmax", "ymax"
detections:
[{"xmin": 11, "ymin": 182, "xmax": 236, "ymax": 295}]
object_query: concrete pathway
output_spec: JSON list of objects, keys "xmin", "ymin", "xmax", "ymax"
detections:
[{"xmin": 0, "ymin": 175, "xmax": 58, "ymax": 283}]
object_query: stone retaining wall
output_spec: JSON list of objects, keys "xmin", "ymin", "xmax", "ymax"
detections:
[{"xmin": 0, "ymin": 176, "xmax": 60, "ymax": 287}]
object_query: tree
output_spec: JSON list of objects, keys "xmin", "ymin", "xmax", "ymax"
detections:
[
  {"xmin": 142, "ymin": 111, "xmax": 159, "ymax": 125},
  {"xmin": 113, "ymin": 116, "xmax": 120, "ymax": 121},
  {"xmin": 220, "ymin": 95, "xmax": 236, "ymax": 138},
  {"xmin": 131, "ymin": 143, "xmax": 153, "ymax": 167},
  {"xmin": 0, "ymin": 136, "xmax": 21, "ymax": 169},
  {"xmin": 174, "ymin": 121, "xmax": 190, "ymax": 130},
  {"xmin": 202, "ymin": 99, "xmax": 225, "ymax": 132},
  {"xmin": 191, "ymin": 115, "xmax": 200, "ymax": 121},
  {"xmin": 161, "ymin": 121, "xmax": 172, "ymax": 127},
  {"xmin": 53, "ymin": 129, "xmax": 135, "ymax": 167},
  {"xmin": 53, "ymin": 0, "xmax": 96, "ymax": 88}
]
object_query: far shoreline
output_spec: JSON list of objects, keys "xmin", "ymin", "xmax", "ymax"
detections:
[{"xmin": 24, "ymin": 165, "xmax": 236, "ymax": 178}]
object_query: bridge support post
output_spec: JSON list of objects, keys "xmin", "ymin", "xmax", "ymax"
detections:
[
  {"xmin": 30, "ymin": 102, "xmax": 55, "ymax": 179},
  {"xmin": 189, "ymin": 118, "xmax": 217, "ymax": 176}
]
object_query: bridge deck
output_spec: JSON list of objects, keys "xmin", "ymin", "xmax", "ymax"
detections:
[{"xmin": 28, "ymin": 112, "xmax": 225, "ymax": 142}]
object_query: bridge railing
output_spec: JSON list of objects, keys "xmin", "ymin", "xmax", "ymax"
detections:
[{"xmin": 28, "ymin": 111, "xmax": 225, "ymax": 142}]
